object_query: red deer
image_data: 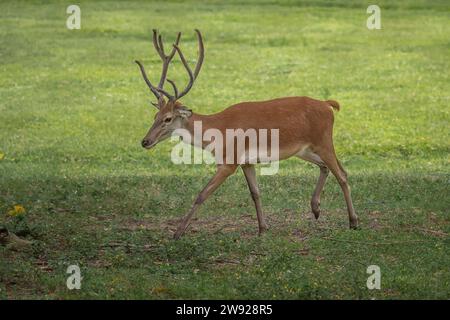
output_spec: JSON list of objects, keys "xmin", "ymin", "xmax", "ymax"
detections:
[{"xmin": 135, "ymin": 30, "xmax": 358, "ymax": 239}]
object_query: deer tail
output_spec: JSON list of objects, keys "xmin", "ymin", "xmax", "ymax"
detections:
[{"xmin": 326, "ymin": 100, "xmax": 340, "ymax": 111}]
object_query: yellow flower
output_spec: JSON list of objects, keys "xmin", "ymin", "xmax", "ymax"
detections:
[
  {"xmin": 7, "ymin": 205, "xmax": 26, "ymax": 217},
  {"xmin": 0, "ymin": 153, "xmax": 4, "ymax": 160}
]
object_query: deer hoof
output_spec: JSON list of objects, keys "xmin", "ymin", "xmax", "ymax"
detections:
[
  {"xmin": 173, "ymin": 229, "xmax": 184, "ymax": 240},
  {"xmin": 349, "ymin": 217, "xmax": 359, "ymax": 230},
  {"xmin": 258, "ymin": 223, "xmax": 269, "ymax": 235},
  {"xmin": 311, "ymin": 201, "xmax": 320, "ymax": 219},
  {"xmin": 312, "ymin": 208, "xmax": 320, "ymax": 219}
]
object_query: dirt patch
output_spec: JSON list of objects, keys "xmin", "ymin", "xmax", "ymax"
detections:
[
  {"xmin": 119, "ymin": 209, "xmax": 333, "ymax": 242},
  {"xmin": 35, "ymin": 255, "xmax": 53, "ymax": 273},
  {"xmin": 368, "ymin": 211, "xmax": 384, "ymax": 230},
  {"xmin": 119, "ymin": 208, "xmax": 450, "ymax": 244}
]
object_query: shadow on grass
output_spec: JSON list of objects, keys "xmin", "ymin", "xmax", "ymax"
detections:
[{"xmin": 0, "ymin": 171, "xmax": 448, "ymax": 299}]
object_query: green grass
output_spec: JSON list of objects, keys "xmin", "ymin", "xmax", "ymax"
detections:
[{"xmin": 0, "ymin": 0, "xmax": 449, "ymax": 299}]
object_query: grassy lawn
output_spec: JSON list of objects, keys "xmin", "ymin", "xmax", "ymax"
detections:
[{"xmin": 0, "ymin": 0, "xmax": 449, "ymax": 299}]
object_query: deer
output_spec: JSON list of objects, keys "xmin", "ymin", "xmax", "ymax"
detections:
[{"xmin": 135, "ymin": 29, "xmax": 358, "ymax": 240}]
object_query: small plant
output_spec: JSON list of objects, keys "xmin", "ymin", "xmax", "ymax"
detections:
[{"xmin": 5, "ymin": 205, "xmax": 30, "ymax": 237}]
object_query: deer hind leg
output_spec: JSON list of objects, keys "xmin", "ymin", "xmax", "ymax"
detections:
[
  {"xmin": 173, "ymin": 164, "xmax": 237, "ymax": 239},
  {"xmin": 296, "ymin": 149, "xmax": 329, "ymax": 219},
  {"xmin": 242, "ymin": 165, "xmax": 268, "ymax": 235},
  {"xmin": 310, "ymin": 166, "xmax": 329, "ymax": 219},
  {"xmin": 316, "ymin": 147, "xmax": 358, "ymax": 229}
]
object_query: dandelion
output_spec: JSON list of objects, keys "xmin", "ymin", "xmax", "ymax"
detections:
[
  {"xmin": 7, "ymin": 205, "xmax": 26, "ymax": 217},
  {"xmin": 0, "ymin": 152, "xmax": 4, "ymax": 160}
]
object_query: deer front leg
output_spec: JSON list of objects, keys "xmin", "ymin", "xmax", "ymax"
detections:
[
  {"xmin": 242, "ymin": 165, "xmax": 268, "ymax": 235},
  {"xmin": 173, "ymin": 165, "xmax": 237, "ymax": 239}
]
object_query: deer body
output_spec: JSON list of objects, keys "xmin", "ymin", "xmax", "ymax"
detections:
[
  {"xmin": 135, "ymin": 30, "xmax": 358, "ymax": 239},
  {"xmin": 184, "ymin": 96, "xmax": 339, "ymax": 161}
]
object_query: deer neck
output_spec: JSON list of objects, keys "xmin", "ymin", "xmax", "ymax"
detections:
[{"xmin": 183, "ymin": 113, "xmax": 216, "ymax": 149}]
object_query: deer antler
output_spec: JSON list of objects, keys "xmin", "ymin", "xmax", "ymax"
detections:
[
  {"xmin": 171, "ymin": 29, "xmax": 204, "ymax": 100},
  {"xmin": 152, "ymin": 30, "xmax": 181, "ymax": 89},
  {"xmin": 135, "ymin": 29, "xmax": 204, "ymax": 106},
  {"xmin": 135, "ymin": 30, "xmax": 181, "ymax": 107}
]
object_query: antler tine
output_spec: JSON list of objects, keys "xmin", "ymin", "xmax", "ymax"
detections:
[
  {"xmin": 157, "ymin": 32, "xmax": 181, "ymax": 89},
  {"xmin": 158, "ymin": 34, "xmax": 165, "ymax": 56},
  {"xmin": 157, "ymin": 61, "xmax": 170, "ymax": 90},
  {"xmin": 151, "ymin": 29, "xmax": 174, "ymax": 99},
  {"xmin": 135, "ymin": 60, "xmax": 176, "ymax": 101},
  {"xmin": 135, "ymin": 51, "xmax": 175, "ymax": 102},
  {"xmin": 152, "ymin": 29, "xmax": 165, "ymax": 59},
  {"xmin": 172, "ymin": 30, "xmax": 205, "ymax": 100},
  {"xmin": 135, "ymin": 60, "xmax": 161, "ymax": 100},
  {"xmin": 166, "ymin": 79, "xmax": 179, "ymax": 99},
  {"xmin": 193, "ymin": 29, "xmax": 204, "ymax": 79},
  {"xmin": 169, "ymin": 32, "xmax": 182, "ymax": 60},
  {"xmin": 173, "ymin": 44, "xmax": 194, "ymax": 100}
]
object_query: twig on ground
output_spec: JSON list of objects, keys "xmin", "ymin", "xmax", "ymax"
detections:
[
  {"xmin": 100, "ymin": 241, "xmax": 156, "ymax": 252},
  {"xmin": 319, "ymin": 236, "xmax": 438, "ymax": 246}
]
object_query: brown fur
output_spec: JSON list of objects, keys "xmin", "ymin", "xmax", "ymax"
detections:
[{"xmin": 185, "ymin": 96, "xmax": 336, "ymax": 161}]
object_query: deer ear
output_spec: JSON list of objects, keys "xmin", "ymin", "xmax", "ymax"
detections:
[{"xmin": 176, "ymin": 106, "xmax": 193, "ymax": 119}]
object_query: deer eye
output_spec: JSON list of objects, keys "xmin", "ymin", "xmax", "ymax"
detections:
[{"xmin": 164, "ymin": 117, "xmax": 172, "ymax": 123}]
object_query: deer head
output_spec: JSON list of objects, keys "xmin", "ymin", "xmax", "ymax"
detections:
[{"xmin": 135, "ymin": 29, "xmax": 204, "ymax": 149}]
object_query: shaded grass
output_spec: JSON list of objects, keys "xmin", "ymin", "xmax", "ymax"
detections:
[{"xmin": 0, "ymin": 170, "xmax": 448, "ymax": 299}]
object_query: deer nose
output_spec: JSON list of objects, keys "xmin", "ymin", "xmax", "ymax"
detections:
[{"xmin": 141, "ymin": 139, "xmax": 151, "ymax": 148}]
